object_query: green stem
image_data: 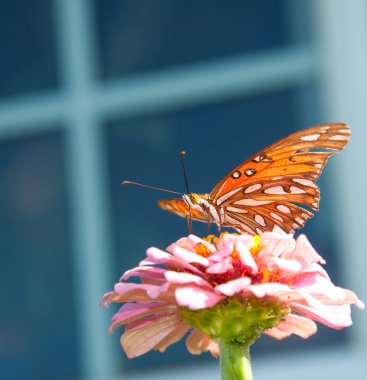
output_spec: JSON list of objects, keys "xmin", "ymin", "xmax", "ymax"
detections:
[{"xmin": 218, "ymin": 340, "xmax": 253, "ymax": 380}]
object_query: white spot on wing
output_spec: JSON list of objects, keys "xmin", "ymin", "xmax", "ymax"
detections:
[
  {"xmin": 270, "ymin": 212, "xmax": 283, "ymax": 222},
  {"xmin": 290, "ymin": 186, "xmax": 306, "ymax": 194},
  {"xmin": 330, "ymin": 135, "xmax": 349, "ymax": 141},
  {"xmin": 232, "ymin": 171, "xmax": 241, "ymax": 179},
  {"xmin": 264, "ymin": 186, "xmax": 287, "ymax": 194},
  {"xmin": 256, "ymin": 228, "xmax": 263, "ymax": 235},
  {"xmin": 254, "ymin": 214, "xmax": 266, "ymax": 227},
  {"xmin": 225, "ymin": 215, "xmax": 254, "ymax": 235},
  {"xmin": 216, "ymin": 188, "xmax": 242, "ymax": 206},
  {"xmin": 315, "ymin": 163, "xmax": 323, "ymax": 168},
  {"xmin": 244, "ymin": 183, "xmax": 262, "ymax": 193},
  {"xmin": 226, "ymin": 206, "xmax": 248, "ymax": 214},
  {"xmin": 292, "ymin": 178, "xmax": 314, "ymax": 187},
  {"xmin": 295, "ymin": 217, "xmax": 303, "ymax": 225},
  {"xmin": 292, "ymin": 223, "xmax": 299, "ymax": 229},
  {"xmin": 300, "ymin": 134, "xmax": 320, "ymax": 141},
  {"xmin": 253, "ymin": 156, "xmax": 260, "ymax": 162},
  {"xmin": 277, "ymin": 205, "xmax": 291, "ymax": 213},
  {"xmin": 339, "ymin": 128, "xmax": 350, "ymax": 133},
  {"xmin": 234, "ymin": 199, "xmax": 274, "ymax": 206}
]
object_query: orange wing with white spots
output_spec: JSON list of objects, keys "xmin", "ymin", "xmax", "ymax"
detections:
[
  {"xmin": 210, "ymin": 123, "xmax": 350, "ymax": 234},
  {"xmin": 157, "ymin": 198, "xmax": 208, "ymax": 222}
]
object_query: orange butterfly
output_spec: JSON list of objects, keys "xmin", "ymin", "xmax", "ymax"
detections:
[{"xmin": 157, "ymin": 123, "xmax": 350, "ymax": 235}]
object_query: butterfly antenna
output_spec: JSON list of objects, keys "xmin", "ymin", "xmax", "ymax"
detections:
[
  {"xmin": 180, "ymin": 151, "xmax": 191, "ymax": 194},
  {"xmin": 122, "ymin": 181, "xmax": 182, "ymax": 195}
]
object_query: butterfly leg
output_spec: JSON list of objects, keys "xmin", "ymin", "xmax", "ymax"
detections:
[
  {"xmin": 186, "ymin": 206, "xmax": 193, "ymax": 234},
  {"xmin": 206, "ymin": 217, "xmax": 211, "ymax": 235}
]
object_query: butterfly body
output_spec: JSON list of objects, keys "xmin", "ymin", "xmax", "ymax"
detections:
[
  {"xmin": 157, "ymin": 123, "xmax": 351, "ymax": 235},
  {"xmin": 182, "ymin": 192, "xmax": 225, "ymax": 227}
]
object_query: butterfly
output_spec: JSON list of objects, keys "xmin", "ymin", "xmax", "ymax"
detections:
[{"xmin": 157, "ymin": 123, "xmax": 350, "ymax": 235}]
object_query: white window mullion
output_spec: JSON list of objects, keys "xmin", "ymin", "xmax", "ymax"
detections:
[
  {"xmin": 311, "ymin": 0, "xmax": 367, "ymax": 347},
  {"xmin": 55, "ymin": 0, "xmax": 118, "ymax": 378}
]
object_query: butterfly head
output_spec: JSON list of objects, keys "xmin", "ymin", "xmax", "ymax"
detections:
[
  {"xmin": 183, "ymin": 193, "xmax": 212, "ymax": 209},
  {"xmin": 182, "ymin": 193, "xmax": 200, "ymax": 207}
]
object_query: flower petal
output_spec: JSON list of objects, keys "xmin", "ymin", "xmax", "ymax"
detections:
[
  {"xmin": 121, "ymin": 314, "xmax": 183, "ymax": 358},
  {"xmin": 245, "ymin": 282, "xmax": 291, "ymax": 298},
  {"xmin": 215, "ymin": 278, "xmax": 252, "ymax": 296},
  {"xmin": 186, "ymin": 330, "xmax": 219, "ymax": 357},
  {"xmin": 109, "ymin": 302, "xmax": 176, "ymax": 333},
  {"xmin": 208, "ymin": 242, "xmax": 234, "ymax": 262},
  {"xmin": 121, "ymin": 266, "xmax": 166, "ymax": 282},
  {"xmin": 153, "ymin": 322, "xmax": 191, "ymax": 352},
  {"xmin": 188, "ymin": 235, "xmax": 216, "ymax": 253},
  {"xmin": 291, "ymin": 301, "xmax": 353, "ymax": 329},
  {"xmin": 172, "ymin": 245, "xmax": 209, "ymax": 266},
  {"xmin": 292, "ymin": 234, "xmax": 326, "ymax": 264},
  {"xmin": 165, "ymin": 271, "xmax": 212, "ymax": 288},
  {"xmin": 267, "ymin": 257, "xmax": 302, "ymax": 275},
  {"xmin": 236, "ymin": 241, "xmax": 258, "ymax": 274},
  {"xmin": 260, "ymin": 229, "xmax": 295, "ymax": 258},
  {"xmin": 207, "ymin": 257, "xmax": 233, "ymax": 274},
  {"xmin": 175, "ymin": 286, "xmax": 224, "ymax": 309},
  {"xmin": 274, "ymin": 313, "xmax": 317, "ymax": 338}
]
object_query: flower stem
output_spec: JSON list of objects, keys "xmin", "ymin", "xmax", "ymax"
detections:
[{"xmin": 218, "ymin": 340, "xmax": 253, "ymax": 380}]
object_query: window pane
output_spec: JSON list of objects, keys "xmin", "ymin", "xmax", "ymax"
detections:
[
  {"xmin": 0, "ymin": 0, "xmax": 59, "ymax": 99},
  {"xmin": 0, "ymin": 131, "xmax": 79, "ymax": 380},
  {"xmin": 95, "ymin": 0, "xmax": 290, "ymax": 79},
  {"xmin": 105, "ymin": 87, "xmax": 346, "ymax": 372}
]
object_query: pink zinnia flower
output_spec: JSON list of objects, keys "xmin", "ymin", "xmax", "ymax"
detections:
[{"xmin": 102, "ymin": 227, "xmax": 364, "ymax": 358}]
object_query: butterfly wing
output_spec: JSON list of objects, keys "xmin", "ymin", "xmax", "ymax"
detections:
[
  {"xmin": 210, "ymin": 123, "xmax": 350, "ymax": 234},
  {"xmin": 157, "ymin": 199, "xmax": 209, "ymax": 222}
]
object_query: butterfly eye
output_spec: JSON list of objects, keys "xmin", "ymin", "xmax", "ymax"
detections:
[{"xmin": 189, "ymin": 193, "xmax": 200, "ymax": 204}]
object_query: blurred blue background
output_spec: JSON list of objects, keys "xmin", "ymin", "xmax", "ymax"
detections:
[{"xmin": 0, "ymin": 1, "xmax": 366, "ymax": 379}]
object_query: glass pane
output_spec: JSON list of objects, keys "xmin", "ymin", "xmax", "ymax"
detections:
[
  {"xmin": 95, "ymin": 0, "xmax": 290, "ymax": 79},
  {"xmin": 0, "ymin": 0, "xmax": 59, "ymax": 99},
  {"xmin": 105, "ymin": 87, "xmax": 346, "ymax": 372},
  {"xmin": 0, "ymin": 131, "xmax": 79, "ymax": 380}
]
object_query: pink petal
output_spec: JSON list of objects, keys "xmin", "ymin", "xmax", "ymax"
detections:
[
  {"xmin": 263, "ymin": 326, "xmax": 292, "ymax": 339},
  {"xmin": 165, "ymin": 271, "xmax": 212, "ymax": 288},
  {"xmin": 109, "ymin": 302, "xmax": 176, "ymax": 333},
  {"xmin": 186, "ymin": 330, "xmax": 219, "ymax": 357},
  {"xmin": 215, "ymin": 278, "xmax": 252, "ymax": 296},
  {"xmin": 246, "ymin": 282, "xmax": 291, "ymax": 298},
  {"xmin": 291, "ymin": 301, "xmax": 353, "ymax": 329},
  {"xmin": 167, "ymin": 236, "xmax": 197, "ymax": 254},
  {"xmin": 267, "ymin": 257, "xmax": 302, "ymax": 275},
  {"xmin": 274, "ymin": 314, "xmax": 317, "ymax": 338},
  {"xmin": 219, "ymin": 233, "xmax": 254, "ymax": 251},
  {"xmin": 121, "ymin": 314, "xmax": 183, "ymax": 358},
  {"xmin": 172, "ymin": 245, "xmax": 209, "ymax": 266},
  {"xmin": 260, "ymin": 230, "xmax": 295, "ymax": 258},
  {"xmin": 291, "ymin": 234, "xmax": 326, "ymax": 264},
  {"xmin": 188, "ymin": 235, "xmax": 216, "ymax": 253},
  {"xmin": 142, "ymin": 248, "xmax": 204, "ymax": 277},
  {"xmin": 207, "ymin": 257, "xmax": 233, "ymax": 274},
  {"xmin": 145, "ymin": 247, "xmax": 172, "ymax": 261},
  {"xmin": 112, "ymin": 283, "xmax": 160, "ymax": 303},
  {"xmin": 175, "ymin": 286, "xmax": 224, "ymax": 309},
  {"xmin": 121, "ymin": 266, "xmax": 166, "ymax": 282},
  {"xmin": 236, "ymin": 241, "xmax": 258, "ymax": 274},
  {"xmin": 299, "ymin": 275, "xmax": 363, "ymax": 306},
  {"xmin": 291, "ymin": 271, "xmax": 320, "ymax": 287},
  {"xmin": 153, "ymin": 322, "xmax": 191, "ymax": 352},
  {"xmin": 209, "ymin": 242, "xmax": 234, "ymax": 262}
]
